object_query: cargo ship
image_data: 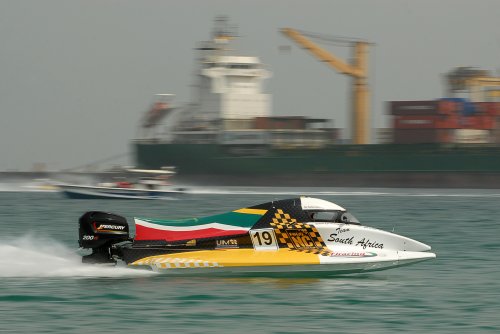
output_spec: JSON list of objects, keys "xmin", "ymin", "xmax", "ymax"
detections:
[{"xmin": 133, "ymin": 18, "xmax": 500, "ymax": 188}]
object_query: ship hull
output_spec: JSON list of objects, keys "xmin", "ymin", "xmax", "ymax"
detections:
[{"xmin": 134, "ymin": 142, "xmax": 500, "ymax": 188}]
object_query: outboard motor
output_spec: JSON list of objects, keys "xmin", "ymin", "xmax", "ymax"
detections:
[{"xmin": 78, "ymin": 211, "xmax": 130, "ymax": 264}]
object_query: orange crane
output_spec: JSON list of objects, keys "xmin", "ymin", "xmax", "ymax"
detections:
[{"xmin": 281, "ymin": 28, "xmax": 370, "ymax": 144}]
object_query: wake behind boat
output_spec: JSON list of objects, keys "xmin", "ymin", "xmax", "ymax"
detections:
[
  {"xmin": 59, "ymin": 168, "xmax": 185, "ymax": 199},
  {"xmin": 78, "ymin": 197, "xmax": 435, "ymax": 274}
]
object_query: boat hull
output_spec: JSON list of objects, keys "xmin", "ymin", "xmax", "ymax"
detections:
[
  {"xmin": 127, "ymin": 249, "xmax": 435, "ymax": 275},
  {"xmin": 59, "ymin": 184, "xmax": 183, "ymax": 200}
]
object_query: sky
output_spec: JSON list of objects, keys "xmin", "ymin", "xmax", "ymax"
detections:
[{"xmin": 0, "ymin": 0, "xmax": 499, "ymax": 171}]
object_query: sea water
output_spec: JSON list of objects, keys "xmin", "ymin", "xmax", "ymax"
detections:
[{"xmin": 0, "ymin": 188, "xmax": 499, "ymax": 333}]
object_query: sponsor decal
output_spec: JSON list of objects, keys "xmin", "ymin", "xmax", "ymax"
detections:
[
  {"xmin": 82, "ymin": 235, "xmax": 95, "ymax": 241},
  {"xmin": 327, "ymin": 234, "xmax": 384, "ymax": 249},
  {"xmin": 250, "ymin": 229, "xmax": 279, "ymax": 250},
  {"xmin": 334, "ymin": 227, "xmax": 350, "ymax": 234},
  {"xmin": 327, "ymin": 235, "xmax": 354, "ymax": 245},
  {"xmin": 216, "ymin": 239, "xmax": 239, "ymax": 249},
  {"xmin": 97, "ymin": 224, "xmax": 126, "ymax": 231},
  {"xmin": 326, "ymin": 227, "xmax": 353, "ymax": 244},
  {"xmin": 329, "ymin": 251, "xmax": 377, "ymax": 258},
  {"xmin": 356, "ymin": 238, "xmax": 384, "ymax": 250},
  {"xmin": 302, "ymin": 206, "xmax": 323, "ymax": 210},
  {"xmin": 92, "ymin": 222, "xmax": 126, "ymax": 233},
  {"xmin": 186, "ymin": 239, "xmax": 197, "ymax": 247},
  {"xmin": 287, "ymin": 229, "xmax": 316, "ymax": 249}
]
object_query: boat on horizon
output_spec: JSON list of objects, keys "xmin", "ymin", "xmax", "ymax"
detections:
[{"xmin": 58, "ymin": 168, "xmax": 185, "ymax": 199}]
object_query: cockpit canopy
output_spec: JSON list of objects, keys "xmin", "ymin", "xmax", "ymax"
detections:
[
  {"xmin": 298, "ymin": 197, "xmax": 359, "ymax": 224},
  {"xmin": 305, "ymin": 210, "xmax": 360, "ymax": 225}
]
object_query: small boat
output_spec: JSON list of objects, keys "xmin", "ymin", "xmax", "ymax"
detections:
[
  {"xmin": 59, "ymin": 168, "xmax": 185, "ymax": 199},
  {"xmin": 23, "ymin": 178, "xmax": 59, "ymax": 192},
  {"xmin": 78, "ymin": 197, "xmax": 435, "ymax": 274}
]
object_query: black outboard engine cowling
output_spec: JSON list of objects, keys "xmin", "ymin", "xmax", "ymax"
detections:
[{"xmin": 78, "ymin": 211, "xmax": 130, "ymax": 264}]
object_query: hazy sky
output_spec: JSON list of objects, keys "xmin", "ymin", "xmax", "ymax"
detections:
[{"xmin": 1, "ymin": 0, "xmax": 499, "ymax": 171}]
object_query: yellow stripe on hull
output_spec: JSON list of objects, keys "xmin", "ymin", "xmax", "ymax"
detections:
[
  {"xmin": 232, "ymin": 208, "xmax": 268, "ymax": 215},
  {"xmin": 130, "ymin": 249, "xmax": 320, "ymax": 269}
]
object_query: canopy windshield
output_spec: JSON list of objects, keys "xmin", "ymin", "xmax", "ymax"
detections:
[{"xmin": 307, "ymin": 211, "xmax": 360, "ymax": 224}]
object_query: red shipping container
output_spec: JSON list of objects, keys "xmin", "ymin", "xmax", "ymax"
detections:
[
  {"xmin": 394, "ymin": 115, "xmax": 459, "ymax": 129},
  {"xmin": 389, "ymin": 101, "xmax": 440, "ymax": 115},
  {"xmin": 394, "ymin": 115, "xmax": 436, "ymax": 129},
  {"xmin": 457, "ymin": 115, "xmax": 495, "ymax": 130},
  {"xmin": 475, "ymin": 102, "xmax": 500, "ymax": 116},
  {"xmin": 438, "ymin": 100, "xmax": 459, "ymax": 115},
  {"xmin": 254, "ymin": 117, "xmax": 269, "ymax": 129},
  {"xmin": 480, "ymin": 115, "xmax": 495, "ymax": 129},
  {"xmin": 435, "ymin": 114, "xmax": 459, "ymax": 129},
  {"xmin": 393, "ymin": 128, "xmax": 452, "ymax": 144},
  {"xmin": 459, "ymin": 116, "xmax": 478, "ymax": 129}
]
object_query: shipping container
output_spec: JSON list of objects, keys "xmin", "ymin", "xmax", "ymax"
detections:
[
  {"xmin": 254, "ymin": 117, "xmax": 308, "ymax": 130},
  {"xmin": 393, "ymin": 115, "xmax": 437, "ymax": 129},
  {"xmin": 223, "ymin": 119, "xmax": 255, "ymax": 130},
  {"xmin": 394, "ymin": 114, "xmax": 497, "ymax": 131},
  {"xmin": 484, "ymin": 115, "xmax": 496, "ymax": 129},
  {"xmin": 475, "ymin": 102, "xmax": 500, "ymax": 116},
  {"xmin": 479, "ymin": 115, "xmax": 496, "ymax": 130},
  {"xmin": 393, "ymin": 128, "xmax": 453, "ymax": 144},
  {"xmin": 439, "ymin": 99, "xmax": 459, "ymax": 115},
  {"xmin": 389, "ymin": 101, "xmax": 440, "ymax": 115},
  {"xmin": 441, "ymin": 98, "xmax": 479, "ymax": 115},
  {"xmin": 393, "ymin": 115, "xmax": 459, "ymax": 129},
  {"xmin": 458, "ymin": 115, "xmax": 496, "ymax": 130},
  {"xmin": 438, "ymin": 115, "xmax": 460, "ymax": 129},
  {"xmin": 389, "ymin": 99, "xmax": 491, "ymax": 117}
]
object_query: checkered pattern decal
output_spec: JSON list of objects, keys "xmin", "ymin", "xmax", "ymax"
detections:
[
  {"xmin": 270, "ymin": 209, "xmax": 332, "ymax": 256},
  {"xmin": 132, "ymin": 256, "xmax": 222, "ymax": 269}
]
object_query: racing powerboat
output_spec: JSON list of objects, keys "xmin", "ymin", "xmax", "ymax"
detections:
[{"xmin": 78, "ymin": 197, "xmax": 435, "ymax": 274}]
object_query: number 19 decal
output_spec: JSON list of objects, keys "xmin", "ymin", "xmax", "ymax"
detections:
[{"xmin": 250, "ymin": 228, "xmax": 278, "ymax": 250}]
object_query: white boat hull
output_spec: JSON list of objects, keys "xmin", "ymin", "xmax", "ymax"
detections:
[
  {"xmin": 59, "ymin": 184, "xmax": 183, "ymax": 199},
  {"xmin": 129, "ymin": 250, "xmax": 435, "ymax": 275}
]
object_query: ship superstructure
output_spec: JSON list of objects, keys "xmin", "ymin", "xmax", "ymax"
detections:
[
  {"xmin": 173, "ymin": 17, "xmax": 271, "ymax": 142},
  {"xmin": 133, "ymin": 18, "xmax": 500, "ymax": 188},
  {"xmin": 140, "ymin": 17, "xmax": 333, "ymax": 150}
]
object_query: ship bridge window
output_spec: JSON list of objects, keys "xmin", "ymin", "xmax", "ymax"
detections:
[{"xmin": 307, "ymin": 211, "xmax": 360, "ymax": 225}]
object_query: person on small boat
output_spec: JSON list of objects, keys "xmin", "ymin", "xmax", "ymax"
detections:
[{"xmin": 116, "ymin": 181, "xmax": 133, "ymax": 188}]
